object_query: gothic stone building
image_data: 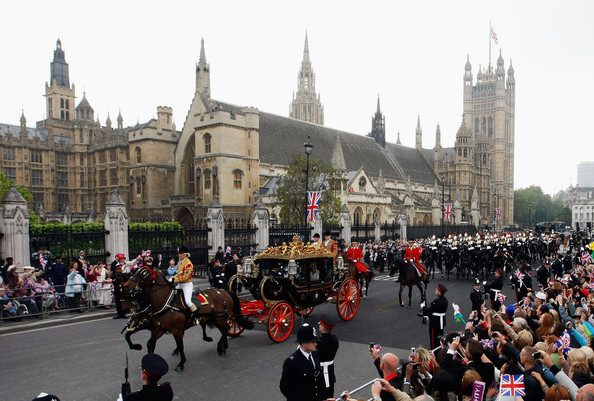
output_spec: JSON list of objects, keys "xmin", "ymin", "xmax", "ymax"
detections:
[{"xmin": 0, "ymin": 37, "xmax": 515, "ymax": 230}]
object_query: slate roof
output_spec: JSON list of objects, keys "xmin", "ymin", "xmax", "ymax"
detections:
[
  {"xmin": 0, "ymin": 123, "xmax": 49, "ymax": 142},
  {"xmin": 256, "ymin": 111, "xmax": 438, "ymax": 185}
]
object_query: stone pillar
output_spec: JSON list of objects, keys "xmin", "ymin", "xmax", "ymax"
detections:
[
  {"xmin": 398, "ymin": 213, "xmax": 407, "ymax": 241},
  {"xmin": 453, "ymin": 199, "xmax": 462, "ymax": 226},
  {"xmin": 431, "ymin": 197, "xmax": 441, "ymax": 225},
  {"xmin": 312, "ymin": 212, "xmax": 323, "ymax": 241},
  {"xmin": 339, "ymin": 204, "xmax": 351, "ymax": 244},
  {"xmin": 104, "ymin": 190, "xmax": 128, "ymax": 264},
  {"xmin": 374, "ymin": 218, "xmax": 381, "ymax": 242},
  {"xmin": 207, "ymin": 196, "xmax": 224, "ymax": 259},
  {"xmin": 0, "ymin": 185, "xmax": 31, "ymax": 266},
  {"xmin": 252, "ymin": 199, "xmax": 269, "ymax": 253}
]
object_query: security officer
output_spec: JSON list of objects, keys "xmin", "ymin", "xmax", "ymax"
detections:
[
  {"xmin": 124, "ymin": 353, "xmax": 173, "ymax": 401},
  {"xmin": 518, "ymin": 265, "xmax": 534, "ymax": 299},
  {"xmin": 318, "ymin": 315, "xmax": 339, "ymax": 400},
  {"xmin": 485, "ymin": 269, "xmax": 504, "ymax": 311},
  {"xmin": 536, "ymin": 259, "xmax": 551, "ymax": 289},
  {"xmin": 421, "ymin": 283, "xmax": 448, "ymax": 350},
  {"xmin": 280, "ymin": 324, "xmax": 323, "ymax": 401},
  {"xmin": 470, "ymin": 278, "xmax": 484, "ymax": 319}
]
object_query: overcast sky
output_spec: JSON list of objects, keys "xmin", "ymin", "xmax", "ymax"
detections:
[{"xmin": 2, "ymin": 1, "xmax": 593, "ymax": 196}]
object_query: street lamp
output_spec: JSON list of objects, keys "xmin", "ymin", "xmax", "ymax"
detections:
[
  {"xmin": 441, "ymin": 175, "xmax": 445, "ymax": 237},
  {"xmin": 304, "ymin": 136, "xmax": 314, "ymax": 242},
  {"xmin": 529, "ymin": 202, "xmax": 532, "ymax": 228}
]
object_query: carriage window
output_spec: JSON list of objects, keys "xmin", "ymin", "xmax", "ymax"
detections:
[{"xmin": 309, "ymin": 261, "xmax": 320, "ymax": 281}]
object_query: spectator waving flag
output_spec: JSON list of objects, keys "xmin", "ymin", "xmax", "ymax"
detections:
[
  {"xmin": 39, "ymin": 253, "xmax": 47, "ymax": 269},
  {"xmin": 515, "ymin": 269, "xmax": 525, "ymax": 281},
  {"xmin": 141, "ymin": 249, "xmax": 151, "ymax": 258},
  {"xmin": 500, "ymin": 375, "xmax": 525, "ymax": 397},
  {"xmin": 307, "ymin": 191, "xmax": 321, "ymax": 223},
  {"xmin": 480, "ymin": 339, "xmax": 494, "ymax": 349},
  {"xmin": 556, "ymin": 330, "xmax": 571, "ymax": 354},
  {"xmin": 498, "ymin": 292, "xmax": 507, "ymax": 304},
  {"xmin": 581, "ymin": 251, "xmax": 592, "ymax": 264},
  {"xmin": 452, "ymin": 303, "xmax": 466, "ymax": 324}
]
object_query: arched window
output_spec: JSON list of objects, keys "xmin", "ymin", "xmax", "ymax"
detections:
[
  {"xmin": 358, "ymin": 177, "xmax": 367, "ymax": 191},
  {"xmin": 204, "ymin": 133, "xmax": 211, "ymax": 153},
  {"xmin": 233, "ymin": 169, "xmax": 243, "ymax": 189},
  {"xmin": 488, "ymin": 117, "xmax": 494, "ymax": 138},
  {"xmin": 474, "ymin": 118, "xmax": 480, "ymax": 137},
  {"xmin": 136, "ymin": 177, "xmax": 142, "ymax": 195},
  {"xmin": 463, "ymin": 148, "xmax": 467, "ymax": 158},
  {"xmin": 204, "ymin": 169, "xmax": 211, "ymax": 190},
  {"xmin": 353, "ymin": 207, "xmax": 363, "ymax": 225},
  {"xmin": 188, "ymin": 160, "xmax": 195, "ymax": 195},
  {"xmin": 135, "ymin": 146, "xmax": 141, "ymax": 163}
]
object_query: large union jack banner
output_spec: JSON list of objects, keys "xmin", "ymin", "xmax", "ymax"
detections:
[
  {"xmin": 500, "ymin": 374, "xmax": 525, "ymax": 397},
  {"xmin": 443, "ymin": 203, "xmax": 453, "ymax": 222},
  {"xmin": 307, "ymin": 191, "xmax": 321, "ymax": 223},
  {"xmin": 495, "ymin": 207, "xmax": 502, "ymax": 220}
]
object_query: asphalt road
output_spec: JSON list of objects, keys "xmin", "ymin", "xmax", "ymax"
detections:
[{"xmin": 0, "ymin": 270, "xmax": 513, "ymax": 401}]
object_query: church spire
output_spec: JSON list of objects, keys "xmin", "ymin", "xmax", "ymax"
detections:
[
  {"xmin": 331, "ymin": 134, "xmax": 347, "ymax": 171},
  {"xmin": 415, "ymin": 115, "xmax": 423, "ymax": 150},
  {"xmin": 368, "ymin": 94, "xmax": 385, "ymax": 147},
  {"xmin": 289, "ymin": 32, "xmax": 324, "ymax": 125},
  {"xmin": 50, "ymin": 38, "xmax": 70, "ymax": 88},
  {"xmin": 196, "ymin": 38, "xmax": 211, "ymax": 97}
]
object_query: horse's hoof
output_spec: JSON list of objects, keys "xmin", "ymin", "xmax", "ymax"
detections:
[
  {"xmin": 362, "ymin": 295, "xmax": 367, "ymax": 299},
  {"xmin": 400, "ymin": 302, "xmax": 404, "ymax": 307},
  {"xmin": 132, "ymin": 344, "xmax": 142, "ymax": 351},
  {"xmin": 175, "ymin": 365, "xmax": 184, "ymax": 372},
  {"xmin": 204, "ymin": 336, "xmax": 214, "ymax": 343}
]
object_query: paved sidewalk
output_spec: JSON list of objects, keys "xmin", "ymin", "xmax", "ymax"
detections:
[{"xmin": 0, "ymin": 277, "xmax": 213, "ymax": 335}]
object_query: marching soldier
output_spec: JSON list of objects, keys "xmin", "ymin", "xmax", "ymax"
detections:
[
  {"xmin": 420, "ymin": 283, "xmax": 448, "ymax": 350},
  {"xmin": 485, "ymin": 269, "xmax": 504, "ymax": 311},
  {"xmin": 318, "ymin": 315, "xmax": 339, "ymax": 400},
  {"xmin": 470, "ymin": 278, "xmax": 484, "ymax": 319},
  {"xmin": 280, "ymin": 324, "xmax": 323, "ymax": 401}
]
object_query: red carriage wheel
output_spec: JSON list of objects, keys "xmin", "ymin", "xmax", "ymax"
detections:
[
  {"xmin": 267, "ymin": 301, "xmax": 294, "ymax": 343},
  {"xmin": 336, "ymin": 278, "xmax": 360, "ymax": 321},
  {"xmin": 295, "ymin": 306, "xmax": 314, "ymax": 317},
  {"xmin": 227, "ymin": 315, "xmax": 245, "ymax": 337}
]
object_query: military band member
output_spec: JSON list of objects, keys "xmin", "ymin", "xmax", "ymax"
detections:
[
  {"xmin": 124, "ymin": 353, "xmax": 173, "ymax": 401},
  {"xmin": 470, "ymin": 278, "xmax": 484, "ymax": 319},
  {"xmin": 280, "ymin": 324, "xmax": 323, "ymax": 401},
  {"xmin": 421, "ymin": 284, "xmax": 448, "ymax": 350},
  {"xmin": 485, "ymin": 269, "xmax": 504, "ymax": 311},
  {"xmin": 317, "ymin": 315, "xmax": 339, "ymax": 400}
]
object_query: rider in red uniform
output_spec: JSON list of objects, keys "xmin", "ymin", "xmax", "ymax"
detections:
[
  {"xmin": 403, "ymin": 241, "xmax": 425, "ymax": 277},
  {"xmin": 347, "ymin": 242, "xmax": 368, "ymax": 273}
]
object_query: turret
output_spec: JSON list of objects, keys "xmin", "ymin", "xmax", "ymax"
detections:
[
  {"xmin": 117, "ymin": 110, "xmax": 123, "ymax": 131},
  {"xmin": 368, "ymin": 95, "xmax": 385, "ymax": 147},
  {"xmin": 196, "ymin": 38, "xmax": 210, "ymax": 97},
  {"xmin": 106, "ymin": 114, "xmax": 112, "ymax": 130},
  {"xmin": 415, "ymin": 115, "xmax": 422, "ymax": 150}
]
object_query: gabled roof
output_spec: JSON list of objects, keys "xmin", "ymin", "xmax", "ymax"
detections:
[{"xmin": 0, "ymin": 123, "xmax": 49, "ymax": 142}]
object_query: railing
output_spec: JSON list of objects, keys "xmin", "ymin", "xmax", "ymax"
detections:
[{"xmin": 268, "ymin": 224, "xmax": 311, "ymax": 246}]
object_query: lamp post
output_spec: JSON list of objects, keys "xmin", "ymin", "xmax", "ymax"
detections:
[
  {"xmin": 528, "ymin": 202, "xmax": 532, "ymax": 229},
  {"xmin": 303, "ymin": 136, "xmax": 314, "ymax": 242},
  {"xmin": 441, "ymin": 175, "xmax": 445, "ymax": 237}
]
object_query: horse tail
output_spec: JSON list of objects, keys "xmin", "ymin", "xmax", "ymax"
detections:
[{"xmin": 229, "ymin": 292, "xmax": 254, "ymax": 330}]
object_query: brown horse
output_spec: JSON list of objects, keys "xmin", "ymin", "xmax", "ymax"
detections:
[
  {"xmin": 389, "ymin": 258, "xmax": 428, "ymax": 307},
  {"xmin": 123, "ymin": 266, "xmax": 253, "ymax": 371},
  {"xmin": 340, "ymin": 252, "xmax": 373, "ymax": 298}
]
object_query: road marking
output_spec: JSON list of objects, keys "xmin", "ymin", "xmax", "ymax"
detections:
[
  {"xmin": 0, "ymin": 316, "xmax": 113, "ymax": 337},
  {"xmin": 374, "ymin": 273, "xmax": 399, "ymax": 281}
]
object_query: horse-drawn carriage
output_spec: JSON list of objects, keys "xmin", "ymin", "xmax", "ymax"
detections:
[{"xmin": 227, "ymin": 235, "xmax": 361, "ymax": 342}]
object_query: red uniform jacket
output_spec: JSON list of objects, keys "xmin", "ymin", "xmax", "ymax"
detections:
[
  {"xmin": 404, "ymin": 246, "xmax": 424, "ymax": 274},
  {"xmin": 347, "ymin": 247, "xmax": 367, "ymax": 273}
]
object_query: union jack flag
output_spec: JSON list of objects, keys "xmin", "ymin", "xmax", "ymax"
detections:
[
  {"xmin": 490, "ymin": 26, "xmax": 499, "ymax": 45},
  {"xmin": 498, "ymin": 292, "xmax": 507, "ymax": 303},
  {"xmin": 515, "ymin": 269, "xmax": 525, "ymax": 281},
  {"xmin": 39, "ymin": 253, "xmax": 47, "ymax": 269},
  {"xmin": 480, "ymin": 339, "xmax": 494, "ymax": 349},
  {"xmin": 141, "ymin": 250, "xmax": 151, "ymax": 258},
  {"xmin": 443, "ymin": 203, "xmax": 453, "ymax": 222},
  {"xmin": 307, "ymin": 191, "xmax": 321, "ymax": 223},
  {"xmin": 556, "ymin": 330, "xmax": 571, "ymax": 354},
  {"xmin": 495, "ymin": 208, "xmax": 502, "ymax": 220},
  {"xmin": 500, "ymin": 374, "xmax": 525, "ymax": 397},
  {"xmin": 581, "ymin": 251, "xmax": 592, "ymax": 264}
]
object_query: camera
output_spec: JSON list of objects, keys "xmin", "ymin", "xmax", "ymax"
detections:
[
  {"xmin": 411, "ymin": 347, "xmax": 416, "ymax": 355},
  {"xmin": 532, "ymin": 351, "xmax": 542, "ymax": 359},
  {"xmin": 411, "ymin": 363, "xmax": 419, "ymax": 370},
  {"xmin": 438, "ymin": 335, "xmax": 447, "ymax": 343},
  {"xmin": 370, "ymin": 342, "xmax": 374, "ymax": 350}
]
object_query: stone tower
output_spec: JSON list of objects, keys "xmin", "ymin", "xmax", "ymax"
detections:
[
  {"xmin": 368, "ymin": 95, "xmax": 385, "ymax": 147},
  {"xmin": 462, "ymin": 50, "xmax": 515, "ymax": 227},
  {"xmin": 45, "ymin": 39, "xmax": 75, "ymax": 121},
  {"xmin": 415, "ymin": 115, "xmax": 422, "ymax": 150},
  {"xmin": 289, "ymin": 32, "xmax": 324, "ymax": 125}
]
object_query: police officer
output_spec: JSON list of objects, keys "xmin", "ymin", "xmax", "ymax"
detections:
[
  {"xmin": 485, "ymin": 269, "xmax": 504, "ymax": 311},
  {"xmin": 421, "ymin": 284, "xmax": 448, "ymax": 350},
  {"xmin": 280, "ymin": 324, "xmax": 323, "ymax": 401},
  {"xmin": 536, "ymin": 259, "xmax": 550, "ymax": 289},
  {"xmin": 124, "ymin": 353, "xmax": 173, "ymax": 401},
  {"xmin": 470, "ymin": 278, "xmax": 484, "ymax": 319},
  {"xmin": 551, "ymin": 253, "xmax": 563, "ymax": 279},
  {"xmin": 518, "ymin": 265, "xmax": 534, "ymax": 300},
  {"xmin": 318, "ymin": 315, "xmax": 339, "ymax": 400}
]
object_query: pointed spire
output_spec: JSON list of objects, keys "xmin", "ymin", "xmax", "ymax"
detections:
[
  {"xmin": 303, "ymin": 31, "xmax": 310, "ymax": 63},
  {"xmin": 331, "ymin": 134, "xmax": 347, "ymax": 171},
  {"xmin": 376, "ymin": 94, "xmax": 381, "ymax": 113},
  {"xmin": 196, "ymin": 38, "xmax": 211, "ymax": 97},
  {"xmin": 106, "ymin": 113, "xmax": 112, "ymax": 129},
  {"xmin": 415, "ymin": 115, "xmax": 423, "ymax": 150},
  {"xmin": 117, "ymin": 109, "xmax": 123, "ymax": 131},
  {"xmin": 199, "ymin": 37, "xmax": 207, "ymax": 67},
  {"xmin": 20, "ymin": 109, "xmax": 27, "ymax": 127},
  {"xmin": 434, "ymin": 123, "xmax": 441, "ymax": 150},
  {"xmin": 397, "ymin": 132, "xmax": 401, "ymax": 145}
]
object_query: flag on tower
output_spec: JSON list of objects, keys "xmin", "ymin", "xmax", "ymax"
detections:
[
  {"xmin": 307, "ymin": 191, "xmax": 321, "ymax": 223},
  {"xmin": 444, "ymin": 203, "xmax": 453, "ymax": 222},
  {"xmin": 490, "ymin": 26, "xmax": 498, "ymax": 44}
]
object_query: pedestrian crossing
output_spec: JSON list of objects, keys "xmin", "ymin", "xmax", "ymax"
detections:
[{"xmin": 374, "ymin": 273, "xmax": 399, "ymax": 282}]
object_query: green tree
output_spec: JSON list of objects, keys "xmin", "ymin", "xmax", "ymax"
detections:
[
  {"xmin": 275, "ymin": 154, "xmax": 342, "ymax": 225},
  {"xmin": 514, "ymin": 186, "xmax": 568, "ymax": 227}
]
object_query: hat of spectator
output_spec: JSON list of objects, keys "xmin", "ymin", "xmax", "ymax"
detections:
[
  {"xmin": 32, "ymin": 393, "xmax": 60, "ymax": 401},
  {"xmin": 296, "ymin": 323, "xmax": 319, "ymax": 343},
  {"xmin": 495, "ymin": 269, "xmax": 504, "ymax": 276},
  {"xmin": 116, "ymin": 253, "xmax": 126, "ymax": 260},
  {"xmin": 313, "ymin": 233, "xmax": 320, "ymax": 239},
  {"xmin": 319, "ymin": 314, "xmax": 336, "ymax": 329},
  {"xmin": 141, "ymin": 353, "xmax": 169, "ymax": 380},
  {"xmin": 535, "ymin": 292, "xmax": 546, "ymax": 300},
  {"xmin": 505, "ymin": 304, "xmax": 516, "ymax": 319},
  {"xmin": 437, "ymin": 284, "xmax": 448, "ymax": 293},
  {"xmin": 177, "ymin": 245, "xmax": 189, "ymax": 254}
]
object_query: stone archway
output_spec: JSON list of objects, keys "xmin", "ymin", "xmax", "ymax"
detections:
[{"xmin": 176, "ymin": 207, "xmax": 195, "ymax": 229}]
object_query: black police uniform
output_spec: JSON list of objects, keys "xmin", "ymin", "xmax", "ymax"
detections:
[
  {"xmin": 551, "ymin": 256, "xmax": 563, "ymax": 278},
  {"xmin": 280, "ymin": 349, "xmax": 323, "ymax": 401},
  {"xmin": 125, "ymin": 353, "xmax": 173, "ymax": 401},
  {"xmin": 318, "ymin": 332, "xmax": 339, "ymax": 399},
  {"xmin": 518, "ymin": 271, "xmax": 533, "ymax": 299},
  {"xmin": 422, "ymin": 287, "xmax": 448, "ymax": 350},
  {"xmin": 485, "ymin": 275, "xmax": 504, "ymax": 311},
  {"xmin": 470, "ymin": 286, "xmax": 483, "ymax": 318},
  {"xmin": 536, "ymin": 264, "xmax": 550, "ymax": 288}
]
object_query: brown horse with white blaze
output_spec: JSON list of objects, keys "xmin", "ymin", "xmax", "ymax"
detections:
[{"xmin": 123, "ymin": 266, "xmax": 253, "ymax": 371}]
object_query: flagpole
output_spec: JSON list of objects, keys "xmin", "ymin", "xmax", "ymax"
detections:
[{"xmin": 489, "ymin": 21, "xmax": 492, "ymax": 69}]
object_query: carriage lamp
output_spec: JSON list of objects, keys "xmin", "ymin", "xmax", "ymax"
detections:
[
  {"xmin": 337, "ymin": 255, "xmax": 344, "ymax": 270},
  {"xmin": 244, "ymin": 257, "xmax": 253, "ymax": 275},
  {"xmin": 288, "ymin": 259, "xmax": 298, "ymax": 275}
]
